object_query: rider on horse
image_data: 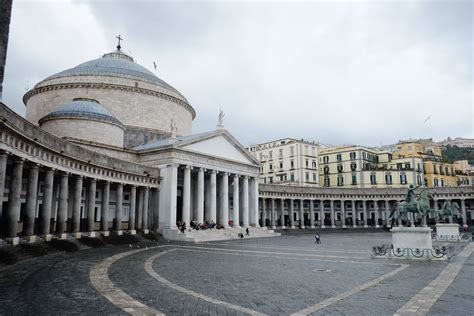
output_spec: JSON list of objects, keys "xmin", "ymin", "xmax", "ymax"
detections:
[{"xmin": 405, "ymin": 184, "xmax": 419, "ymax": 205}]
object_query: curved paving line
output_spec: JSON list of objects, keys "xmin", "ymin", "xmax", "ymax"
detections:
[
  {"xmin": 145, "ymin": 251, "xmax": 266, "ymax": 316},
  {"xmin": 90, "ymin": 249, "xmax": 164, "ymax": 316},
  {"xmin": 394, "ymin": 243, "xmax": 474, "ymax": 315},
  {"xmin": 290, "ymin": 264, "xmax": 409, "ymax": 316}
]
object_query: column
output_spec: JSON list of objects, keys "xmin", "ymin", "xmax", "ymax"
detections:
[
  {"xmin": 352, "ymin": 200, "xmax": 357, "ymax": 228},
  {"xmin": 72, "ymin": 176, "xmax": 83, "ymax": 233},
  {"xmin": 5, "ymin": 158, "xmax": 24, "ymax": 237},
  {"xmin": 242, "ymin": 176, "xmax": 249, "ymax": 227},
  {"xmin": 341, "ymin": 200, "xmax": 346, "ymax": 228},
  {"xmin": 280, "ymin": 198, "xmax": 286, "ymax": 229},
  {"xmin": 433, "ymin": 198, "xmax": 439, "ymax": 224},
  {"xmin": 309, "ymin": 200, "xmax": 315, "ymax": 229},
  {"xmin": 330, "ymin": 200, "xmax": 335, "ymax": 228},
  {"xmin": 374, "ymin": 200, "xmax": 379, "ymax": 228},
  {"xmin": 362, "ymin": 200, "xmax": 368, "ymax": 228},
  {"xmin": 86, "ymin": 179, "xmax": 96, "ymax": 233},
  {"xmin": 115, "ymin": 183, "xmax": 123, "ymax": 231},
  {"xmin": 210, "ymin": 170, "xmax": 217, "ymax": 223},
  {"xmin": 182, "ymin": 166, "xmax": 191, "ymax": 225},
  {"xmin": 143, "ymin": 187, "xmax": 149, "ymax": 230},
  {"xmin": 289, "ymin": 199, "xmax": 295, "ymax": 228},
  {"xmin": 219, "ymin": 172, "xmax": 229, "ymax": 227},
  {"xmin": 40, "ymin": 168, "xmax": 54, "ymax": 236},
  {"xmin": 129, "ymin": 185, "xmax": 136, "ymax": 231},
  {"xmin": 384, "ymin": 200, "xmax": 390, "ymax": 226},
  {"xmin": 233, "ymin": 174, "xmax": 239, "ymax": 227},
  {"xmin": 461, "ymin": 198, "xmax": 467, "ymax": 227},
  {"xmin": 56, "ymin": 172, "xmax": 69, "ymax": 234},
  {"xmin": 158, "ymin": 164, "xmax": 178, "ymax": 231},
  {"xmin": 101, "ymin": 181, "xmax": 110, "ymax": 232},
  {"xmin": 320, "ymin": 200, "xmax": 325, "ymax": 228},
  {"xmin": 250, "ymin": 177, "xmax": 260, "ymax": 227},
  {"xmin": 0, "ymin": 152, "xmax": 7, "ymax": 224},
  {"xmin": 197, "ymin": 168, "xmax": 204, "ymax": 224},
  {"xmin": 299, "ymin": 199, "xmax": 305, "ymax": 228},
  {"xmin": 23, "ymin": 164, "xmax": 39, "ymax": 237},
  {"xmin": 271, "ymin": 198, "xmax": 276, "ymax": 229},
  {"xmin": 261, "ymin": 198, "xmax": 267, "ymax": 227},
  {"xmin": 137, "ymin": 187, "xmax": 143, "ymax": 230}
]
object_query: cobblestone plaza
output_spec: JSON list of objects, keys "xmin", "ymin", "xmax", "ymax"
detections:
[{"xmin": 1, "ymin": 232, "xmax": 472, "ymax": 315}]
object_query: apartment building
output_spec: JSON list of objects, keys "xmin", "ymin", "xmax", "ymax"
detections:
[{"xmin": 248, "ymin": 138, "xmax": 320, "ymax": 186}]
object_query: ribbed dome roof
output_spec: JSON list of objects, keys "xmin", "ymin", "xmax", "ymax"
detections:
[
  {"xmin": 39, "ymin": 98, "xmax": 123, "ymax": 126},
  {"xmin": 42, "ymin": 48, "xmax": 184, "ymax": 98}
]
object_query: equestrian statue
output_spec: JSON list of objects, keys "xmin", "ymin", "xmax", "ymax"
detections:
[
  {"xmin": 436, "ymin": 200, "xmax": 462, "ymax": 223},
  {"xmin": 388, "ymin": 185, "xmax": 433, "ymax": 226}
]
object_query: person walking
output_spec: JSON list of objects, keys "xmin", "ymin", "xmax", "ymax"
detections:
[
  {"xmin": 314, "ymin": 233, "xmax": 321, "ymax": 245},
  {"xmin": 246, "ymin": 227, "xmax": 250, "ymax": 236}
]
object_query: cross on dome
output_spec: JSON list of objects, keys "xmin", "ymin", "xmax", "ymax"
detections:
[{"xmin": 116, "ymin": 34, "xmax": 124, "ymax": 50}]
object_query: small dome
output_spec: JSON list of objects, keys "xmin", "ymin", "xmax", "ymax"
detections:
[
  {"xmin": 41, "ymin": 48, "xmax": 185, "ymax": 99},
  {"xmin": 39, "ymin": 98, "xmax": 123, "ymax": 127}
]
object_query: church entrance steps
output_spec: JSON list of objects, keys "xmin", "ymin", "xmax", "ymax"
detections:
[{"xmin": 163, "ymin": 226, "xmax": 280, "ymax": 243}]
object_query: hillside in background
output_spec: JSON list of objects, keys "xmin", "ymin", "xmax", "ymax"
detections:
[{"xmin": 442, "ymin": 145, "xmax": 474, "ymax": 164}]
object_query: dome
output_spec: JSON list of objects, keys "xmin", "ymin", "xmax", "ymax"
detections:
[
  {"xmin": 41, "ymin": 49, "xmax": 185, "ymax": 98},
  {"xmin": 39, "ymin": 98, "xmax": 123, "ymax": 127}
]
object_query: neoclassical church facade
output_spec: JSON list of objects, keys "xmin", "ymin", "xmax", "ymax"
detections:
[{"xmin": 0, "ymin": 38, "xmax": 272, "ymax": 244}]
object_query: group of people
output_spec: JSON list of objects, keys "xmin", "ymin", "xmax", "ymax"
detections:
[{"xmin": 177, "ymin": 220, "xmax": 227, "ymax": 233}]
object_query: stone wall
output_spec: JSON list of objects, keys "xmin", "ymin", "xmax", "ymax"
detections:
[{"xmin": 40, "ymin": 118, "xmax": 125, "ymax": 148}]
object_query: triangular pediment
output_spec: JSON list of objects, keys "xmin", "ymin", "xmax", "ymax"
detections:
[{"xmin": 180, "ymin": 132, "xmax": 258, "ymax": 165}]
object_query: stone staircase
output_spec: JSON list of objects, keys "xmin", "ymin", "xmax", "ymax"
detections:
[{"xmin": 165, "ymin": 226, "xmax": 281, "ymax": 243}]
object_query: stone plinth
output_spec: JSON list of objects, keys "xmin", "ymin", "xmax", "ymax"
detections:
[
  {"xmin": 435, "ymin": 224, "xmax": 460, "ymax": 241},
  {"xmin": 391, "ymin": 227, "xmax": 433, "ymax": 259}
]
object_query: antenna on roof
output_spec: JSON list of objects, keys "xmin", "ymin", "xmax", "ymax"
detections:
[{"xmin": 153, "ymin": 61, "xmax": 157, "ymax": 70}]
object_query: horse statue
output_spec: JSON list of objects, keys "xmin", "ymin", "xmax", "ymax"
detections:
[
  {"xmin": 436, "ymin": 200, "xmax": 462, "ymax": 223},
  {"xmin": 388, "ymin": 187, "xmax": 433, "ymax": 226}
]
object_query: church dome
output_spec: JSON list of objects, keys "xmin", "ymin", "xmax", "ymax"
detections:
[
  {"xmin": 42, "ymin": 49, "xmax": 185, "ymax": 99},
  {"xmin": 39, "ymin": 98, "xmax": 123, "ymax": 127}
]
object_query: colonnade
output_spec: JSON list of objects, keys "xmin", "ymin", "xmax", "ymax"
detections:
[
  {"xmin": 159, "ymin": 164, "xmax": 260, "ymax": 231},
  {"xmin": 0, "ymin": 152, "xmax": 154, "ymax": 241},
  {"xmin": 259, "ymin": 197, "xmax": 470, "ymax": 229}
]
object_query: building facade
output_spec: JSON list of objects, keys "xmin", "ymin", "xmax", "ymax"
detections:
[
  {"xmin": 319, "ymin": 146, "xmax": 424, "ymax": 188},
  {"xmin": 248, "ymin": 138, "xmax": 320, "ymax": 186},
  {"xmin": 439, "ymin": 137, "xmax": 474, "ymax": 149},
  {"xmin": 258, "ymin": 184, "xmax": 474, "ymax": 228}
]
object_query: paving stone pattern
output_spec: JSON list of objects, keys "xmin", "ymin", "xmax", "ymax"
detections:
[{"xmin": 0, "ymin": 232, "xmax": 471, "ymax": 315}]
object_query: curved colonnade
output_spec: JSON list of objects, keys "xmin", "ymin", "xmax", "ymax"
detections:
[{"xmin": 259, "ymin": 184, "xmax": 473, "ymax": 229}]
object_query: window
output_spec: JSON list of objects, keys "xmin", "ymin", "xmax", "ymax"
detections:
[
  {"xmin": 350, "ymin": 152, "xmax": 356, "ymax": 160},
  {"xmin": 350, "ymin": 162, "xmax": 357, "ymax": 171},
  {"xmin": 337, "ymin": 164, "xmax": 343, "ymax": 173},
  {"xmin": 313, "ymin": 173, "xmax": 317, "ymax": 181},
  {"xmin": 417, "ymin": 163, "xmax": 421, "ymax": 172},
  {"xmin": 269, "ymin": 163, "xmax": 273, "ymax": 170},
  {"xmin": 324, "ymin": 176, "xmax": 330, "ymax": 187},
  {"xmin": 370, "ymin": 173, "xmax": 377, "ymax": 185},
  {"xmin": 306, "ymin": 172, "xmax": 309, "ymax": 181},
  {"xmin": 279, "ymin": 162, "xmax": 283, "ymax": 169},
  {"xmin": 290, "ymin": 173, "xmax": 295, "ymax": 181},
  {"xmin": 290, "ymin": 160, "xmax": 295, "ymax": 168},
  {"xmin": 397, "ymin": 163, "xmax": 402, "ymax": 170},
  {"xmin": 323, "ymin": 166, "xmax": 329, "ymax": 175},
  {"xmin": 336, "ymin": 154, "xmax": 342, "ymax": 162},
  {"xmin": 445, "ymin": 166, "xmax": 449, "ymax": 176},
  {"xmin": 305, "ymin": 160, "xmax": 309, "ymax": 167},
  {"xmin": 337, "ymin": 176, "xmax": 344, "ymax": 186},
  {"xmin": 305, "ymin": 145, "xmax": 309, "ymax": 155},
  {"xmin": 259, "ymin": 153, "xmax": 263, "ymax": 161},
  {"xmin": 312, "ymin": 147, "xmax": 316, "ymax": 155},
  {"xmin": 362, "ymin": 152, "xmax": 366, "ymax": 160},
  {"xmin": 439, "ymin": 165, "xmax": 443, "ymax": 174},
  {"xmin": 450, "ymin": 167, "xmax": 454, "ymax": 176},
  {"xmin": 312, "ymin": 160, "xmax": 317, "ymax": 168},
  {"xmin": 268, "ymin": 151, "xmax": 273, "ymax": 160},
  {"xmin": 405, "ymin": 163, "xmax": 410, "ymax": 170},
  {"xmin": 351, "ymin": 174, "xmax": 357, "ymax": 185},
  {"xmin": 268, "ymin": 177, "xmax": 273, "ymax": 184},
  {"xmin": 290, "ymin": 146, "xmax": 295, "ymax": 156},
  {"xmin": 278, "ymin": 149, "xmax": 283, "ymax": 157},
  {"xmin": 385, "ymin": 173, "xmax": 392, "ymax": 185},
  {"xmin": 417, "ymin": 175, "xmax": 422, "ymax": 185},
  {"xmin": 434, "ymin": 178, "xmax": 438, "ymax": 186},
  {"xmin": 400, "ymin": 174, "xmax": 407, "ymax": 184},
  {"xmin": 408, "ymin": 145, "xmax": 413, "ymax": 150},
  {"xmin": 323, "ymin": 156, "xmax": 329, "ymax": 163},
  {"xmin": 440, "ymin": 179, "xmax": 444, "ymax": 187}
]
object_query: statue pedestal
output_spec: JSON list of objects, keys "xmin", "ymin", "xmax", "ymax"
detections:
[
  {"xmin": 435, "ymin": 223, "xmax": 460, "ymax": 241},
  {"xmin": 390, "ymin": 227, "xmax": 433, "ymax": 259}
]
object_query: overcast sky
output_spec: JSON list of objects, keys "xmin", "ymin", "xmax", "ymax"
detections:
[{"xmin": 3, "ymin": 0, "xmax": 473, "ymax": 147}]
